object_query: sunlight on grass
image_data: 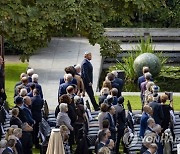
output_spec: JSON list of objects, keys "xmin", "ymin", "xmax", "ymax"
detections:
[{"xmin": 5, "ymin": 62, "xmax": 28, "ymax": 108}]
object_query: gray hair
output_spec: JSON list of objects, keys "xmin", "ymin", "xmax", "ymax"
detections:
[
  {"xmin": 111, "ymin": 70, "xmax": 118, "ymax": 77},
  {"xmin": 13, "ymin": 128, "xmax": 22, "ymax": 137},
  {"xmin": 74, "ymin": 64, "xmax": 81, "ymax": 70},
  {"xmin": 147, "ymin": 118, "xmax": 155, "ymax": 126},
  {"xmin": 32, "ymin": 74, "xmax": 38, "ymax": 82},
  {"xmin": 20, "ymin": 88, "xmax": 27, "ymax": 97},
  {"xmin": 0, "ymin": 139, "xmax": 7, "ymax": 148},
  {"xmin": 65, "ymin": 73, "xmax": 73, "ymax": 82},
  {"xmin": 59, "ymin": 103, "xmax": 68, "ymax": 112},
  {"xmin": 100, "ymin": 87, "xmax": 109, "ymax": 95},
  {"xmin": 27, "ymin": 68, "xmax": 34, "ymax": 76}
]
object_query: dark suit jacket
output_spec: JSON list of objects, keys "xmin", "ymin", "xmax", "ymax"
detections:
[
  {"xmin": 59, "ymin": 77, "xmax": 77, "ymax": 85},
  {"xmin": 139, "ymin": 112, "xmax": 149, "ymax": 137},
  {"xmin": 81, "ymin": 59, "xmax": 93, "ymax": 86},
  {"xmin": 149, "ymin": 101, "xmax": 164, "ymax": 125},
  {"xmin": 114, "ymin": 77, "xmax": 124, "ymax": 96},
  {"xmin": 138, "ymin": 75, "xmax": 145, "ymax": 90},
  {"xmin": 97, "ymin": 142, "xmax": 106, "ymax": 152},
  {"xmin": 14, "ymin": 105, "xmax": 27, "ymax": 123},
  {"xmin": 27, "ymin": 82, "xmax": 43, "ymax": 99},
  {"xmin": 98, "ymin": 94, "xmax": 108, "ymax": 105},
  {"xmin": 2, "ymin": 147, "xmax": 14, "ymax": 154},
  {"xmin": 15, "ymin": 139, "xmax": 24, "ymax": 154},
  {"xmin": 58, "ymin": 82, "xmax": 71, "ymax": 96},
  {"xmin": 10, "ymin": 116, "xmax": 22, "ymax": 128},
  {"xmin": 143, "ymin": 150, "xmax": 151, "ymax": 154},
  {"xmin": 114, "ymin": 104, "xmax": 126, "ymax": 130},
  {"xmin": 104, "ymin": 112, "xmax": 116, "ymax": 140},
  {"xmin": 111, "ymin": 81, "xmax": 121, "ymax": 97},
  {"xmin": 22, "ymin": 104, "xmax": 34, "ymax": 126},
  {"xmin": 31, "ymin": 95, "xmax": 44, "ymax": 122}
]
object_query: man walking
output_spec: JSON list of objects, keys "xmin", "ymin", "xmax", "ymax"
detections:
[{"xmin": 81, "ymin": 52, "xmax": 99, "ymax": 111}]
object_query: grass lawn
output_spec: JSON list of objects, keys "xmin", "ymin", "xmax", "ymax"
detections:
[
  {"xmin": 122, "ymin": 95, "xmax": 180, "ymax": 111},
  {"xmin": 96, "ymin": 95, "xmax": 180, "ymax": 111},
  {"xmin": 5, "ymin": 62, "xmax": 28, "ymax": 108}
]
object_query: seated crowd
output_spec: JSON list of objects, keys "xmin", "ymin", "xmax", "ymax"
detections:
[{"xmin": 0, "ymin": 64, "xmax": 176, "ymax": 154}]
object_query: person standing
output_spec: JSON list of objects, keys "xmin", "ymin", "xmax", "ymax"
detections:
[{"xmin": 81, "ymin": 52, "xmax": 99, "ymax": 111}]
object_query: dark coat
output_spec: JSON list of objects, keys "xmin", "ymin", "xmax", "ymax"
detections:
[
  {"xmin": 59, "ymin": 77, "xmax": 77, "ymax": 85},
  {"xmin": 114, "ymin": 77, "xmax": 124, "ymax": 96},
  {"xmin": 22, "ymin": 104, "xmax": 34, "ymax": 126},
  {"xmin": 14, "ymin": 105, "xmax": 27, "ymax": 123},
  {"xmin": 31, "ymin": 95, "xmax": 44, "ymax": 122},
  {"xmin": 161, "ymin": 105, "xmax": 171, "ymax": 131},
  {"xmin": 81, "ymin": 59, "xmax": 93, "ymax": 86},
  {"xmin": 138, "ymin": 75, "xmax": 145, "ymax": 90},
  {"xmin": 58, "ymin": 82, "xmax": 71, "ymax": 96},
  {"xmin": 2, "ymin": 148, "xmax": 14, "ymax": 154},
  {"xmin": 139, "ymin": 112, "xmax": 149, "ymax": 137},
  {"xmin": 10, "ymin": 116, "xmax": 22, "ymax": 128},
  {"xmin": 15, "ymin": 139, "xmax": 24, "ymax": 154},
  {"xmin": 149, "ymin": 101, "xmax": 164, "ymax": 125},
  {"xmin": 114, "ymin": 104, "xmax": 126, "ymax": 130},
  {"xmin": 111, "ymin": 81, "xmax": 121, "ymax": 97},
  {"xmin": 104, "ymin": 112, "xmax": 116, "ymax": 141},
  {"xmin": 98, "ymin": 94, "xmax": 108, "ymax": 105}
]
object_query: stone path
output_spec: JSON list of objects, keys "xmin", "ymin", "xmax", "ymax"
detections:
[{"xmin": 28, "ymin": 37, "xmax": 102, "ymax": 110}]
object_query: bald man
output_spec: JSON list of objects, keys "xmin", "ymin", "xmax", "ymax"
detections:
[{"xmin": 81, "ymin": 52, "xmax": 99, "ymax": 111}]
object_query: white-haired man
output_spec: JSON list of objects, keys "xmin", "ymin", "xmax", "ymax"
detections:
[
  {"xmin": 27, "ymin": 68, "xmax": 34, "ymax": 83},
  {"xmin": 27, "ymin": 73, "xmax": 43, "ymax": 99},
  {"xmin": 13, "ymin": 128, "xmax": 23, "ymax": 154}
]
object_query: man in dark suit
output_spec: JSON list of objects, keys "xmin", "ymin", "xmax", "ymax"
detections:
[
  {"xmin": 104, "ymin": 105, "xmax": 116, "ymax": 141},
  {"xmin": 81, "ymin": 52, "xmax": 99, "ymax": 111},
  {"xmin": 21, "ymin": 96, "xmax": 35, "ymax": 126},
  {"xmin": 31, "ymin": 89, "xmax": 44, "ymax": 148},
  {"xmin": 13, "ymin": 128, "xmax": 23, "ymax": 154},
  {"xmin": 96, "ymin": 129, "xmax": 109, "ymax": 152},
  {"xmin": 13, "ymin": 96, "xmax": 27, "ymax": 123},
  {"xmin": 58, "ymin": 74, "xmax": 73, "ymax": 97},
  {"xmin": 149, "ymin": 100, "xmax": 164, "ymax": 125},
  {"xmin": 140, "ymin": 105, "xmax": 151, "ymax": 137},
  {"xmin": 114, "ymin": 96, "xmax": 126, "ymax": 154},
  {"xmin": 2, "ymin": 139, "xmax": 16, "ymax": 154}
]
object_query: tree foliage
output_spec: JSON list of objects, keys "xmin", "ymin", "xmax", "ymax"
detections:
[{"xmin": 0, "ymin": 0, "xmax": 165, "ymax": 60}]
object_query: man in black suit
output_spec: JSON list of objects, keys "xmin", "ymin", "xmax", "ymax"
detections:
[
  {"xmin": 81, "ymin": 52, "xmax": 99, "ymax": 111},
  {"xmin": 104, "ymin": 105, "xmax": 116, "ymax": 141},
  {"xmin": 149, "ymin": 100, "xmax": 164, "ymax": 125},
  {"xmin": 2, "ymin": 139, "xmax": 16, "ymax": 154},
  {"xmin": 31, "ymin": 89, "xmax": 44, "ymax": 148},
  {"xmin": 13, "ymin": 128, "xmax": 23, "ymax": 154},
  {"xmin": 96, "ymin": 129, "xmax": 109, "ymax": 152},
  {"xmin": 114, "ymin": 96, "xmax": 126, "ymax": 154}
]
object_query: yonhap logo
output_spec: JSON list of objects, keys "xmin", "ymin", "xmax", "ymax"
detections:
[{"xmin": 123, "ymin": 131, "xmax": 139, "ymax": 148}]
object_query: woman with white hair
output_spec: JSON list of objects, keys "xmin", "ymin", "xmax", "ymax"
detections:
[{"xmin": 56, "ymin": 103, "xmax": 73, "ymax": 134}]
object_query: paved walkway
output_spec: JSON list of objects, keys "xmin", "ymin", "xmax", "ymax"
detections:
[{"xmin": 28, "ymin": 37, "xmax": 102, "ymax": 110}]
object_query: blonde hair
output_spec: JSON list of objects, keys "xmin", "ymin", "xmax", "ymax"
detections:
[{"xmin": 98, "ymin": 146, "xmax": 111, "ymax": 154}]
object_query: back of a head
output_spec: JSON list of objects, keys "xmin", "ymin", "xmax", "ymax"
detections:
[
  {"xmin": 117, "ymin": 96, "xmax": 124, "ymax": 104},
  {"xmin": 143, "ymin": 66, "xmax": 150, "ymax": 74},
  {"xmin": 0, "ymin": 139, "xmax": 7, "ymax": 148},
  {"xmin": 143, "ymin": 105, "xmax": 150, "ymax": 113},
  {"xmin": 100, "ymin": 87, "xmax": 109, "ymax": 95},
  {"xmin": 59, "ymin": 94, "xmax": 71, "ymax": 104},
  {"xmin": 153, "ymin": 124, "xmax": 162, "ymax": 133},
  {"xmin": 98, "ymin": 146, "xmax": 111, "ymax": 154},
  {"xmin": 100, "ymin": 103, "xmax": 108, "ymax": 112},
  {"xmin": 110, "ymin": 88, "xmax": 118, "ymax": 96},
  {"xmin": 107, "ymin": 73, "xmax": 115, "ymax": 81},
  {"xmin": 32, "ymin": 74, "xmax": 38, "ymax": 82},
  {"xmin": 98, "ymin": 129, "xmax": 107, "ymax": 142},
  {"xmin": 13, "ymin": 128, "xmax": 22, "ymax": 137},
  {"xmin": 33, "ymin": 88, "xmax": 40, "ymax": 96},
  {"xmin": 74, "ymin": 64, "xmax": 81, "ymax": 70},
  {"xmin": 65, "ymin": 73, "xmax": 73, "ymax": 82},
  {"xmin": 20, "ymin": 73, "xmax": 27, "ymax": 79},
  {"xmin": 66, "ymin": 85, "xmax": 74, "ymax": 94},
  {"xmin": 102, "ymin": 119, "xmax": 110, "ymax": 129},
  {"xmin": 21, "ymin": 76, "xmax": 28, "ymax": 83},
  {"xmin": 160, "ymin": 94, "xmax": 168, "ymax": 103},
  {"xmin": 11, "ymin": 108, "xmax": 19, "ymax": 116},
  {"xmin": 145, "ymin": 72, "xmax": 152, "ymax": 81},
  {"xmin": 6, "ymin": 139, "xmax": 16, "ymax": 148},
  {"xmin": 111, "ymin": 71, "xmax": 118, "ymax": 78},
  {"xmin": 20, "ymin": 88, "xmax": 27, "ymax": 97},
  {"xmin": 59, "ymin": 103, "xmax": 67, "ymax": 112},
  {"xmin": 27, "ymin": 68, "xmax": 34, "ymax": 76},
  {"xmin": 147, "ymin": 117, "xmax": 155, "ymax": 126},
  {"xmin": 14, "ymin": 96, "xmax": 23, "ymax": 105},
  {"xmin": 74, "ymin": 95, "xmax": 81, "ymax": 105},
  {"xmin": 23, "ymin": 96, "xmax": 31, "ymax": 105},
  {"xmin": 102, "ymin": 80, "xmax": 112, "ymax": 90},
  {"xmin": 65, "ymin": 66, "xmax": 76, "ymax": 77}
]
